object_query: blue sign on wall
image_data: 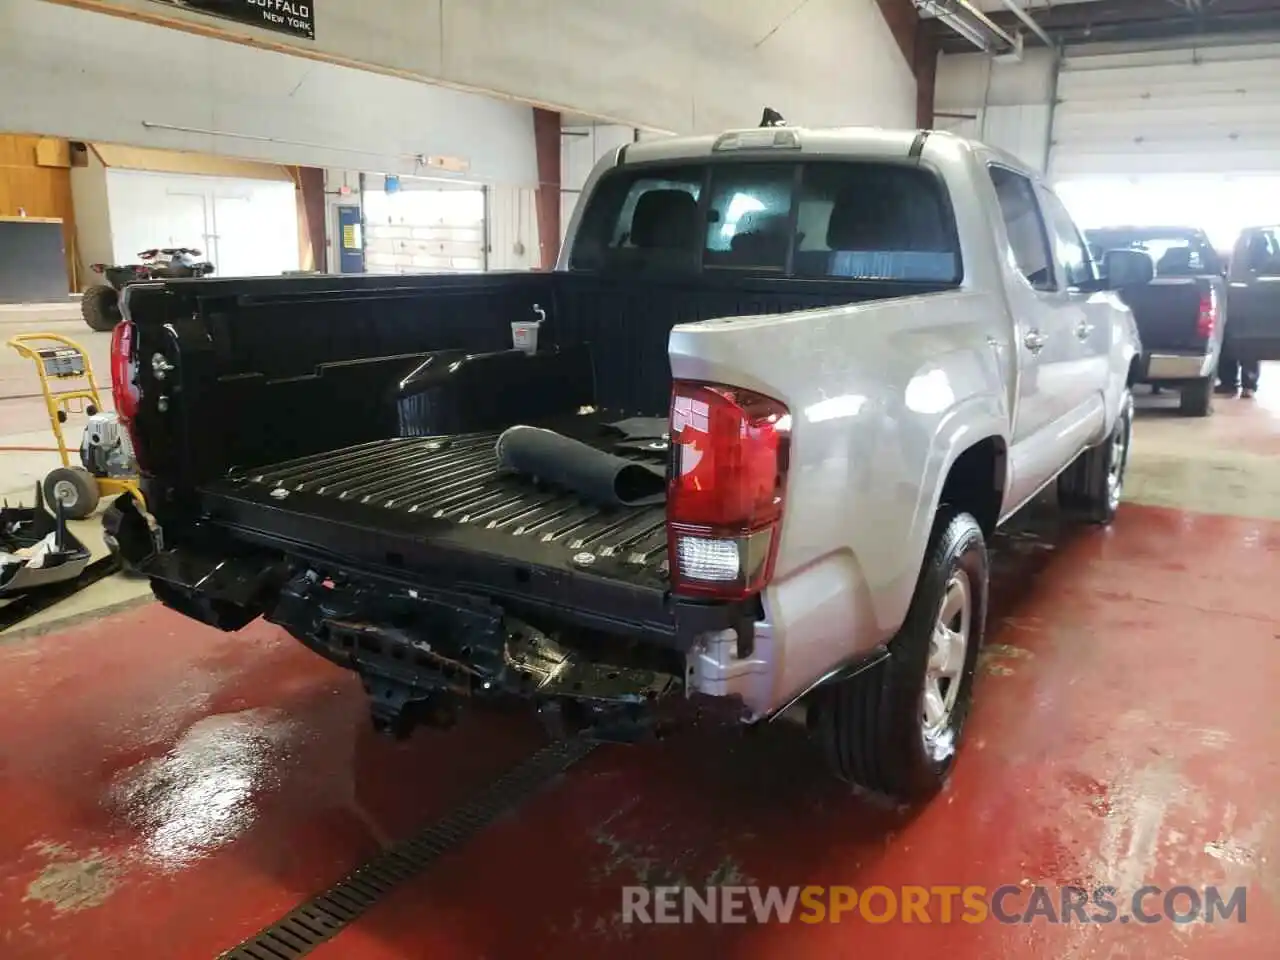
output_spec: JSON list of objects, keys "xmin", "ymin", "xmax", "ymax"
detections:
[{"xmin": 384, "ymin": 175, "xmax": 401, "ymax": 194}]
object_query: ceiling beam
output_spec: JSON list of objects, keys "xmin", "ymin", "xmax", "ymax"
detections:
[{"xmin": 932, "ymin": 0, "xmax": 1280, "ymax": 51}]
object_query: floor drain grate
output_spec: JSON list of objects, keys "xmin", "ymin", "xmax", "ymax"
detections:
[{"xmin": 220, "ymin": 735, "xmax": 598, "ymax": 959}]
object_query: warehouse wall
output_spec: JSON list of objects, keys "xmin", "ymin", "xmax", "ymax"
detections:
[
  {"xmin": 39, "ymin": 0, "xmax": 918, "ymax": 134},
  {"xmin": 933, "ymin": 49, "xmax": 1056, "ymax": 173},
  {"xmin": 0, "ymin": 134, "xmax": 77, "ymax": 289},
  {"xmin": 68, "ymin": 149, "xmax": 113, "ymax": 286},
  {"xmin": 1, "ymin": 0, "xmax": 537, "ymax": 184},
  {"xmin": 488, "ymin": 186, "xmax": 541, "ymax": 272}
]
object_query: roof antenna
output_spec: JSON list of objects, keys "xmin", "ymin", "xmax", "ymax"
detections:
[{"xmin": 759, "ymin": 107, "xmax": 787, "ymax": 128}]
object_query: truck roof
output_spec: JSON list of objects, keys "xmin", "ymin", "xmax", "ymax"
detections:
[
  {"xmin": 1086, "ymin": 225, "xmax": 1209, "ymax": 236},
  {"xmin": 614, "ymin": 125, "xmax": 1035, "ymax": 178}
]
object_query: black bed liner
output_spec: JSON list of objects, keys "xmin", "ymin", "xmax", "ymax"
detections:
[{"xmin": 199, "ymin": 414, "xmax": 671, "ymax": 594}]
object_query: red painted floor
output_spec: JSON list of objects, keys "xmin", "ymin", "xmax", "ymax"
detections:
[{"xmin": 1, "ymin": 502, "xmax": 1278, "ymax": 958}]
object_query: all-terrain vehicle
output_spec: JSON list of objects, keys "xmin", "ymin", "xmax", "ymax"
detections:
[{"xmin": 81, "ymin": 248, "xmax": 215, "ymax": 331}]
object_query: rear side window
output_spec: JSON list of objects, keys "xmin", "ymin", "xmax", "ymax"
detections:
[
  {"xmin": 567, "ymin": 160, "xmax": 961, "ymax": 283},
  {"xmin": 989, "ymin": 166, "xmax": 1053, "ymax": 290}
]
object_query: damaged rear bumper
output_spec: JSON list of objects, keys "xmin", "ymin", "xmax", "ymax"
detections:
[{"xmin": 104, "ymin": 491, "xmax": 760, "ymax": 737}]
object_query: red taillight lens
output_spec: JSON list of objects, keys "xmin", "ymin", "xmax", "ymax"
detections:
[
  {"xmin": 109, "ymin": 321, "xmax": 138, "ymax": 421},
  {"xmin": 110, "ymin": 321, "xmax": 148, "ymax": 471},
  {"xmin": 1197, "ymin": 289, "xmax": 1217, "ymax": 339},
  {"xmin": 667, "ymin": 381, "xmax": 791, "ymax": 599}
]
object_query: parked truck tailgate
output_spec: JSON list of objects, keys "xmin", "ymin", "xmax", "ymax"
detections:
[{"xmin": 1124, "ymin": 276, "xmax": 1217, "ymax": 352}]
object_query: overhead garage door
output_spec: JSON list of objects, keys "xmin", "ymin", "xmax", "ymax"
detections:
[
  {"xmin": 362, "ymin": 176, "xmax": 486, "ymax": 274},
  {"xmin": 1050, "ymin": 40, "xmax": 1280, "ymax": 179}
]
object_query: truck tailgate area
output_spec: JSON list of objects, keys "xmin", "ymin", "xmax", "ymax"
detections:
[{"xmin": 196, "ymin": 417, "xmax": 674, "ymax": 628}]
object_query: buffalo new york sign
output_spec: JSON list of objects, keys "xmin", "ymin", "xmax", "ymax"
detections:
[{"xmin": 148, "ymin": 0, "xmax": 315, "ymax": 40}]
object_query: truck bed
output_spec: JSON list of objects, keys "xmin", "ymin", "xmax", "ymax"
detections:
[{"xmin": 198, "ymin": 413, "xmax": 672, "ymax": 602}]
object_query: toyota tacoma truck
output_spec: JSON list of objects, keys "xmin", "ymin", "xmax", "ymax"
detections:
[
  {"xmin": 1084, "ymin": 225, "xmax": 1226, "ymax": 416},
  {"xmin": 104, "ymin": 125, "xmax": 1147, "ymax": 802}
]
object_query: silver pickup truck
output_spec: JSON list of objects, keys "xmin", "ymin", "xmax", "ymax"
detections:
[{"xmin": 105, "ymin": 125, "xmax": 1146, "ymax": 803}]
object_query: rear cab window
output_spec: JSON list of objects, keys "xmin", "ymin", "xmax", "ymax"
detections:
[
  {"xmin": 567, "ymin": 159, "xmax": 962, "ymax": 284},
  {"xmin": 1085, "ymin": 228, "xmax": 1222, "ymax": 278}
]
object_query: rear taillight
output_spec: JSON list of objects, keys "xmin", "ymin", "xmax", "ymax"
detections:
[
  {"xmin": 109, "ymin": 321, "xmax": 145, "ymax": 469},
  {"xmin": 109, "ymin": 321, "xmax": 137, "ymax": 420},
  {"xmin": 1197, "ymin": 289, "xmax": 1217, "ymax": 339},
  {"xmin": 667, "ymin": 381, "xmax": 791, "ymax": 599}
]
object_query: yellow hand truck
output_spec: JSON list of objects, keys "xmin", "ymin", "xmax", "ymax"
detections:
[{"xmin": 5, "ymin": 333, "xmax": 143, "ymax": 520}]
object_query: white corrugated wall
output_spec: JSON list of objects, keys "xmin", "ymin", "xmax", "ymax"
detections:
[
  {"xmin": 1050, "ymin": 41, "xmax": 1280, "ymax": 179},
  {"xmin": 933, "ymin": 49, "xmax": 1056, "ymax": 172},
  {"xmin": 486, "ymin": 186, "xmax": 540, "ymax": 272}
]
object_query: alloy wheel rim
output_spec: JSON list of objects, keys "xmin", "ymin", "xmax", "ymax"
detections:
[
  {"xmin": 52, "ymin": 480, "xmax": 78, "ymax": 506},
  {"xmin": 1107, "ymin": 402, "xmax": 1131, "ymax": 512},
  {"xmin": 922, "ymin": 570, "xmax": 971, "ymax": 745}
]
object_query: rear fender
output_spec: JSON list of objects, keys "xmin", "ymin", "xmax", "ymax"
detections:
[{"xmin": 898, "ymin": 393, "xmax": 1009, "ymax": 624}]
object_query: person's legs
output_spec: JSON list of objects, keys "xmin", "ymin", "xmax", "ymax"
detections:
[
  {"xmin": 1241, "ymin": 357, "xmax": 1260, "ymax": 396},
  {"xmin": 1217, "ymin": 343, "xmax": 1241, "ymax": 395}
]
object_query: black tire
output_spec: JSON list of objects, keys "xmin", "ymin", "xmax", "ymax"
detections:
[
  {"xmin": 1058, "ymin": 391, "xmax": 1133, "ymax": 525},
  {"xmin": 813, "ymin": 508, "xmax": 988, "ymax": 802},
  {"xmin": 81, "ymin": 284, "xmax": 120, "ymax": 332},
  {"xmin": 1178, "ymin": 377, "xmax": 1213, "ymax": 417},
  {"xmin": 43, "ymin": 466, "xmax": 100, "ymax": 521}
]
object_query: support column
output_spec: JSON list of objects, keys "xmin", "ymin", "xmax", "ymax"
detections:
[
  {"xmin": 533, "ymin": 107, "xmax": 562, "ymax": 271},
  {"xmin": 873, "ymin": 0, "xmax": 935, "ymax": 128},
  {"xmin": 294, "ymin": 165, "xmax": 327, "ymax": 273},
  {"xmin": 914, "ymin": 27, "xmax": 939, "ymax": 127}
]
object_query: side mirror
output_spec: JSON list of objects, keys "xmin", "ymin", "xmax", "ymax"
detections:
[{"xmin": 1103, "ymin": 248, "xmax": 1154, "ymax": 289}]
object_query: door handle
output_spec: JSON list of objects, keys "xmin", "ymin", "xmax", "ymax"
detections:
[
  {"xmin": 1023, "ymin": 330, "xmax": 1047, "ymax": 354},
  {"xmin": 1075, "ymin": 321, "xmax": 1095, "ymax": 340}
]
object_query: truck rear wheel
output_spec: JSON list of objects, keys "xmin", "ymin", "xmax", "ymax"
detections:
[
  {"xmin": 81, "ymin": 284, "xmax": 120, "ymax": 332},
  {"xmin": 813, "ymin": 508, "xmax": 987, "ymax": 802},
  {"xmin": 1058, "ymin": 391, "xmax": 1132, "ymax": 524},
  {"xmin": 1179, "ymin": 376, "xmax": 1213, "ymax": 417}
]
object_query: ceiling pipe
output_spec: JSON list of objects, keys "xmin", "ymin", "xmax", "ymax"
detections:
[{"xmin": 994, "ymin": 0, "xmax": 1057, "ymax": 50}]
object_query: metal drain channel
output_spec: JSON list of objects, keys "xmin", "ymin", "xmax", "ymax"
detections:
[{"xmin": 220, "ymin": 736, "xmax": 598, "ymax": 959}]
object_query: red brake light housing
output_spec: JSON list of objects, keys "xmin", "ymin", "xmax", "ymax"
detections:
[
  {"xmin": 1197, "ymin": 288, "xmax": 1217, "ymax": 339},
  {"xmin": 667, "ymin": 381, "xmax": 791, "ymax": 599},
  {"xmin": 109, "ymin": 320, "xmax": 146, "ymax": 469}
]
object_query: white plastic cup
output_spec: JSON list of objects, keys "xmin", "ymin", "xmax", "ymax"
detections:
[{"xmin": 511, "ymin": 320, "xmax": 540, "ymax": 354}]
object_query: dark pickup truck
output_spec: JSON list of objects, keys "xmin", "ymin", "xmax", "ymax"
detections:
[
  {"xmin": 1226, "ymin": 225, "xmax": 1280, "ymax": 362},
  {"xmin": 1086, "ymin": 226, "xmax": 1226, "ymax": 416}
]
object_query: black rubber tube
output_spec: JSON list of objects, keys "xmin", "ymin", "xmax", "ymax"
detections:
[{"xmin": 495, "ymin": 425, "xmax": 666, "ymax": 507}]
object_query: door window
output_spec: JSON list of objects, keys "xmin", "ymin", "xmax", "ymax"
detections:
[
  {"xmin": 1038, "ymin": 187, "xmax": 1094, "ymax": 288},
  {"xmin": 989, "ymin": 166, "xmax": 1054, "ymax": 291},
  {"xmin": 1244, "ymin": 228, "xmax": 1280, "ymax": 277}
]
